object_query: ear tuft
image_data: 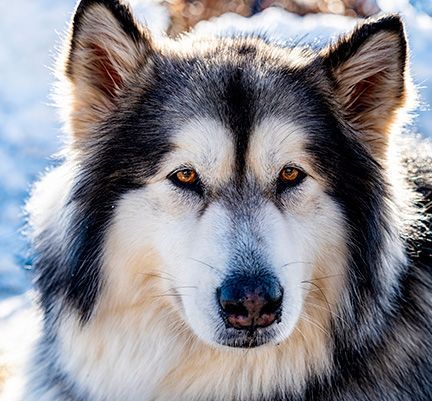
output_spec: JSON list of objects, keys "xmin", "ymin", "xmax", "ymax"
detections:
[
  {"xmin": 62, "ymin": 0, "xmax": 153, "ymax": 139},
  {"xmin": 321, "ymin": 15, "xmax": 411, "ymax": 157},
  {"xmin": 73, "ymin": 0, "xmax": 143, "ymax": 42},
  {"xmin": 323, "ymin": 15, "xmax": 406, "ymax": 71}
]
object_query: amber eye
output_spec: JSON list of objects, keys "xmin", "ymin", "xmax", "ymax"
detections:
[
  {"xmin": 174, "ymin": 169, "xmax": 198, "ymax": 185},
  {"xmin": 280, "ymin": 167, "xmax": 300, "ymax": 182},
  {"xmin": 168, "ymin": 168, "xmax": 202, "ymax": 194},
  {"xmin": 278, "ymin": 166, "xmax": 306, "ymax": 191}
]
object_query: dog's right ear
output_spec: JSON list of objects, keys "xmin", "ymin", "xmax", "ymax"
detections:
[{"xmin": 63, "ymin": 0, "xmax": 153, "ymax": 139}]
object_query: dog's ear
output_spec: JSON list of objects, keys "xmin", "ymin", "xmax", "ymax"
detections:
[
  {"xmin": 321, "ymin": 15, "xmax": 410, "ymax": 157},
  {"xmin": 62, "ymin": 0, "xmax": 152, "ymax": 138}
]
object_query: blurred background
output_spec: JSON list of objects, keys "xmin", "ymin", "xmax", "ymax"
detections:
[{"xmin": 0, "ymin": 0, "xmax": 431, "ymax": 352}]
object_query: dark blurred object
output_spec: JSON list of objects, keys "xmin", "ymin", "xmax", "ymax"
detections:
[
  {"xmin": 164, "ymin": 0, "xmax": 381, "ymax": 36},
  {"xmin": 165, "ymin": 0, "xmax": 252, "ymax": 36}
]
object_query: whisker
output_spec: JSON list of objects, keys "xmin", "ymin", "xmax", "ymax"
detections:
[
  {"xmin": 148, "ymin": 269, "xmax": 177, "ymax": 278},
  {"xmin": 279, "ymin": 261, "xmax": 313, "ymax": 269},
  {"xmin": 278, "ymin": 127, "xmax": 306, "ymax": 146},
  {"xmin": 303, "ymin": 273, "xmax": 343, "ymax": 281},
  {"xmin": 136, "ymin": 270, "xmax": 176, "ymax": 281},
  {"xmin": 189, "ymin": 257, "xmax": 223, "ymax": 275},
  {"xmin": 301, "ymin": 280, "xmax": 333, "ymax": 312},
  {"xmin": 172, "ymin": 285, "xmax": 198, "ymax": 290},
  {"xmin": 152, "ymin": 293, "xmax": 188, "ymax": 299},
  {"xmin": 299, "ymin": 285, "xmax": 321, "ymax": 292},
  {"xmin": 154, "ymin": 286, "xmax": 197, "ymax": 296},
  {"xmin": 136, "ymin": 273, "xmax": 173, "ymax": 282},
  {"xmin": 303, "ymin": 301, "xmax": 348, "ymax": 326},
  {"xmin": 300, "ymin": 312, "xmax": 330, "ymax": 337},
  {"xmin": 294, "ymin": 326, "xmax": 307, "ymax": 343}
]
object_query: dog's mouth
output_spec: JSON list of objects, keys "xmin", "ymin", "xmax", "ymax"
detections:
[{"xmin": 216, "ymin": 326, "xmax": 280, "ymax": 348}]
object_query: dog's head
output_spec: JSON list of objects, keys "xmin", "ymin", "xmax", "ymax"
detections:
[{"xmin": 36, "ymin": 0, "xmax": 410, "ymax": 357}]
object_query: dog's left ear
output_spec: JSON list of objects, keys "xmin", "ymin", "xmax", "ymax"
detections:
[{"xmin": 321, "ymin": 15, "xmax": 410, "ymax": 157}]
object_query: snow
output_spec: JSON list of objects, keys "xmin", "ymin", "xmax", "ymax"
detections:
[{"xmin": 0, "ymin": 0, "xmax": 431, "ymax": 312}]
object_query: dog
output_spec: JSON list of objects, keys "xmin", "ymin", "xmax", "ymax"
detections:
[{"xmin": 20, "ymin": 0, "xmax": 432, "ymax": 400}]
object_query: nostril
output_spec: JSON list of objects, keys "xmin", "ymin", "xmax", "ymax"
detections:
[
  {"xmin": 220, "ymin": 301, "xmax": 249, "ymax": 317},
  {"xmin": 261, "ymin": 288, "xmax": 283, "ymax": 315}
]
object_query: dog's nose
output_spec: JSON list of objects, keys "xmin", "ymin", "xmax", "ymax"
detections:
[{"xmin": 217, "ymin": 277, "xmax": 283, "ymax": 330}]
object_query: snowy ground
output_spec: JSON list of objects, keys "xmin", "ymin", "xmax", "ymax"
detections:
[{"xmin": 0, "ymin": 0, "xmax": 431, "ymax": 313}]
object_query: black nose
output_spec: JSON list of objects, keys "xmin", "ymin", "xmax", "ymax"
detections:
[{"xmin": 217, "ymin": 276, "xmax": 283, "ymax": 330}]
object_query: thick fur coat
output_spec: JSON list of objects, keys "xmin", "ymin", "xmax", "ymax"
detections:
[{"xmin": 16, "ymin": 0, "xmax": 432, "ymax": 400}]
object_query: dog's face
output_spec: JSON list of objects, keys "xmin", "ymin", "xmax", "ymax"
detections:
[
  {"xmin": 112, "ymin": 114, "xmax": 348, "ymax": 348},
  {"xmin": 43, "ymin": 0, "xmax": 408, "ymax": 355}
]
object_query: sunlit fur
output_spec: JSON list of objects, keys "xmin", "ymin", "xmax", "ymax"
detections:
[{"xmin": 19, "ymin": 1, "xmax": 432, "ymax": 400}]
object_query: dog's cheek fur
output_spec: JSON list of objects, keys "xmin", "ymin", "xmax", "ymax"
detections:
[
  {"xmin": 49, "ymin": 186, "xmax": 196, "ymax": 401},
  {"xmin": 253, "ymin": 191, "xmax": 348, "ymax": 374},
  {"xmin": 277, "ymin": 188, "xmax": 348, "ymax": 339}
]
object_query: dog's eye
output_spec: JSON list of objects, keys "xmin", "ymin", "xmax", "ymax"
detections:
[
  {"xmin": 174, "ymin": 169, "xmax": 198, "ymax": 185},
  {"xmin": 278, "ymin": 166, "xmax": 306, "ymax": 190},
  {"xmin": 168, "ymin": 168, "xmax": 202, "ymax": 193}
]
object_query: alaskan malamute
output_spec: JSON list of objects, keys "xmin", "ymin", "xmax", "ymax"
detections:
[{"xmin": 22, "ymin": 0, "xmax": 432, "ymax": 399}]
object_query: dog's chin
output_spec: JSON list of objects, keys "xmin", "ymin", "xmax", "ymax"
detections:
[{"xmin": 214, "ymin": 326, "xmax": 281, "ymax": 349}]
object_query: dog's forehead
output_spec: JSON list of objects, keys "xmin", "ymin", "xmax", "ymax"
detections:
[
  {"xmin": 168, "ymin": 116, "xmax": 310, "ymax": 181},
  {"xmin": 150, "ymin": 43, "xmax": 329, "ymax": 182},
  {"xmin": 157, "ymin": 38, "xmax": 319, "ymax": 126},
  {"xmin": 247, "ymin": 118, "xmax": 311, "ymax": 181},
  {"xmin": 168, "ymin": 118, "xmax": 235, "ymax": 183}
]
